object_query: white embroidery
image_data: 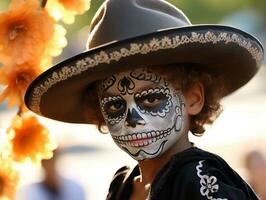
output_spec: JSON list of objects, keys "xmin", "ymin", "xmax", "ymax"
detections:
[
  {"xmin": 196, "ymin": 160, "xmax": 228, "ymax": 200},
  {"xmin": 28, "ymin": 31, "xmax": 263, "ymax": 115}
]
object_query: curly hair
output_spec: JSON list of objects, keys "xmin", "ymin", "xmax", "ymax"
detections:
[
  {"xmin": 151, "ymin": 64, "xmax": 224, "ymax": 136},
  {"xmin": 84, "ymin": 63, "xmax": 224, "ymax": 136}
]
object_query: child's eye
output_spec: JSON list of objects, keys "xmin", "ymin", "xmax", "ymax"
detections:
[
  {"xmin": 104, "ymin": 100, "xmax": 126, "ymax": 117},
  {"xmin": 136, "ymin": 93, "xmax": 167, "ymax": 110},
  {"xmin": 142, "ymin": 95, "xmax": 163, "ymax": 106},
  {"xmin": 108, "ymin": 101, "xmax": 124, "ymax": 112}
]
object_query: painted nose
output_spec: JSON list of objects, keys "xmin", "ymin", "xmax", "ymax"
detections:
[{"xmin": 125, "ymin": 108, "xmax": 145, "ymax": 128}]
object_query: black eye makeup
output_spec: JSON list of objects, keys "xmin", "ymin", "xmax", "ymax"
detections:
[
  {"xmin": 135, "ymin": 88, "xmax": 172, "ymax": 117},
  {"xmin": 100, "ymin": 96, "xmax": 126, "ymax": 125},
  {"xmin": 105, "ymin": 100, "xmax": 126, "ymax": 116}
]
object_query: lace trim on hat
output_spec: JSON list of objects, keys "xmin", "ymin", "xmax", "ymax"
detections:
[
  {"xmin": 196, "ymin": 160, "xmax": 228, "ymax": 200},
  {"xmin": 29, "ymin": 31, "xmax": 264, "ymax": 114}
]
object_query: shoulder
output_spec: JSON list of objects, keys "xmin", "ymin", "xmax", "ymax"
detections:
[
  {"xmin": 169, "ymin": 148, "xmax": 259, "ymax": 200},
  {"xmin": 109, "ymin": 165, "xmax": 131, "ymax": 188},
  {"xmin": 106, "ymin": 166, "xmax": 131, "ymax": 200}
]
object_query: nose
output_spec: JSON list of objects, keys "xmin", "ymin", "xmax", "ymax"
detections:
[{"xmin": 125, "ymin": 108, "xmax": 145, "ymax": 128}]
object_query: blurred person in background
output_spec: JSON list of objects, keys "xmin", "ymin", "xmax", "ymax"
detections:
[
  {"xmin": 16, "ymin": 150, "xmax": 86, "ymax": 200},
  {"xmin": 245, "ymin": 150, "xmax": 266, "ymax": 200},
  {"xmin": 24, "ymin": 0, "xmax": 264, "ymax": 199}
]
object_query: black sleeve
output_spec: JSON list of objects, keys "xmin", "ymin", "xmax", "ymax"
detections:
[
  {"xmin": 173, "ymin": 160, "xmax": 259, "ymax": 200},
  {"xmin": 106, "ymin": 166, "xmax": 130, "ymax": 200}
]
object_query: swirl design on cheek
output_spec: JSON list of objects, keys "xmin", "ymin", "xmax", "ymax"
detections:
[
  {"xmin": 100, "ymin": 96, "xmax": 126, "ymax": 125},
  {"xmin": 173, "ymin": 91, "xmax": 185, "ymax": 132},
  {"xmin": 134, "ymin": 87, "xmax": 172, "ymax": 117}
]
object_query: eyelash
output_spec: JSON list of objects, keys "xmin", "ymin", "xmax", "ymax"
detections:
[
  {"xmin": 134, "ymin": 88, "xmax": 172, "ymax": 117},
  {"xmin": 105, "ymin": 100, "xmax": 125, "ymax": 113},
  {"xmin": 101, "ymin": 96, "xmax": 125, "ymax": 114},
  {"xmin": 135, "ymin": 88, "xmax": 169, "ymax": 99},
  {"xmin": 100, "ymin": 97, "xmax": 126, "ymax": 125},
  {"xmin": 136, "ymin": 93, "xmax": 166, "ymax": 105}
]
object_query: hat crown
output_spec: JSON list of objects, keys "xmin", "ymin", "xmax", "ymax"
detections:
[{"xmin": 87, "ymin": 0, "xmax": 191, "ymax": 49}]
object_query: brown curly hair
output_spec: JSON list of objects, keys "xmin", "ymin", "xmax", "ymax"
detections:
[
  {"xmin": 152, "ymin": 64, "xmax": 224, "ymax": 136},
  {"xmin": 84, "ymin": 63, "xmax": 224, "ymax": 136}
]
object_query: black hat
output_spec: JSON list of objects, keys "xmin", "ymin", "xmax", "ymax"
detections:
[{"xmin": 25, "ymin": 0, "xmax": 264, "ymax": 124}]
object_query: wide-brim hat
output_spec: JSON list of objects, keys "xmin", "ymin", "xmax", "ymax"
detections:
[{"xmin": 25, "ymin": 0, "xmax": 264, "ymax": 124}]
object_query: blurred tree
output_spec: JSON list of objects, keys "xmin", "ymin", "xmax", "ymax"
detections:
[
  {"xmin": 168, "ymin": 0, "xmax": 260, "ymax": 24},
  {"xmin": 0, "ymin": 1, "xmax": 9, "ymax": 10},
  {"xmin": 251, "ymin": 0, "xmax": 266, "ymax": 28}
]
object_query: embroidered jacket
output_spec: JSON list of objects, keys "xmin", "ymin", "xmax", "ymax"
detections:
[{"xmin": 106, "ymin": 147, "xmax": 259, "ymax": 200}]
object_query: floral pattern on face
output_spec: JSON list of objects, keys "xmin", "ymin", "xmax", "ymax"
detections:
[
  {"xmin": 100, "ymin": 95, "xmax": 126, "ymax": 125},
  {"xmin": 134, "ymin": 87, "xmax": 172, "ymax": 117},
  {"xmin": 98, "ymin": 67, "xmax": 186, "ymax": 161}
]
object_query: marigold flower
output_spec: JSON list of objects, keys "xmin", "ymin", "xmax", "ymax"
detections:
[
  {"xmin": 42, "ymin": 24, "xmax": 67, "ymax": 70},
  {"xmin": 0, "ymin": 129, "xmax": 12, "ymax": 161},
  {"xmin": 46, "ymin": 0, "xmax": 91, "ymax": 24},
  {"xmin": 7, "ymin": 115, "xmax": 57, "ymax": 164},
  {"xmin": 0, "ymin": 157, "xmax": 19, "ymax": 200},
  {"xmin": 0, "ymin": 63, "xmax": 42, "ymax": 108},
  {"xmin": 0, "ymin": 0, "xmax": 55, "ymax": 65}
]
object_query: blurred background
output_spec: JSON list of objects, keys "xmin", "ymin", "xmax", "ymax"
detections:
[{"xmin": 0, "ymin": 0, "xmax": 266, "ymax": 199}]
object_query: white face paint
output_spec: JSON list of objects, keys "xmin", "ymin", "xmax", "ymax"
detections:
[{"xmin": 98, "ymin": 67, "xmax": 185, "ymax": 161}]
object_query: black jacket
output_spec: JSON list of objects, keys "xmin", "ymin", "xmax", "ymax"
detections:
[{"xmin": 106, "ymin": 147, "xmax": 259, "ymax": 200}]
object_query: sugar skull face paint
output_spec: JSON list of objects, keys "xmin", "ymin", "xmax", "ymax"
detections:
[{"xmin": 98, "ymin": 68, "xmax": 185, "ymax": 161}]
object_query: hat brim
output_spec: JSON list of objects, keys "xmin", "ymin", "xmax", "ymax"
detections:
[{"xmin": 25, "ymin": 25, "xmax": 264, "ymax": 124}]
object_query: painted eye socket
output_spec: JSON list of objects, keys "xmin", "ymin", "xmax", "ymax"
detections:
[
  {"xmin": 104, "ymin": 100, "xmax": 126, "ymax": 117},
  {"xmin": 136, "ymin": 93, "xmax": 167, "ymax": 110}
]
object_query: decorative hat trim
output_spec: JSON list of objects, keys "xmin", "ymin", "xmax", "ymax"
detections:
[{"xmin": 28, "ymin": 30, "xmax": 263, "ymax": 115}]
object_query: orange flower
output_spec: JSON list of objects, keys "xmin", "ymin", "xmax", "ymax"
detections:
[
  {"xmin": 0, "ymin": 63, "xmax": 42, "ymax": 108},
  {"xmin": 0, "ymin": 157, "xmax": 19, "ymax": 200},
  {"xmin": 7, "ymin": 115, "xmax": 57, "ymax": 164},
  {"xmin": 46, "ymin": 0, "xmax": 91, "ymax": 24},
  {"xmin": 58, "ymin": 0, "xmax": 91, "ymax": 13},
  {"xmin": 41, "ymin": 24, "xmax": 67, "ymax": 70},
  {"xmin": 0, "ymin": 0, "xmax": 55, "ymax": 65}
]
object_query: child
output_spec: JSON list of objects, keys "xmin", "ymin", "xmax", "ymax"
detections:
[{"xmin": 25, "ymin": 0, "xmax": 264, "ymax": 199}]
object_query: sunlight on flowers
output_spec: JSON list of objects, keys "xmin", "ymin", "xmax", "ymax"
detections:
[
  {"xmin": 0, "ymin": 63, "xmax": 42, "ymax": 108},
  {"xmin": 46, "ymin": 0, "xmax": 91, "ymax": 24},
  {"xmin": 0, "ymin": 0, "xmax": 55, "ymax": 65},
  {"xmin": 7, "ymin": 115, "xmax": 57, "ymax": 164},
  {"xmin": 0, "ymin": 129, "xmax": 12, "ymax": 161},
  {"xmin": 39, "ymin": 24, "xmax": 67, "ymax": 71},
  {"xmin": 44, "ymin": 24, "xmax": 68, "ymax": 60},
  {"xmin": 0, "ymin": 157, "xmax": 19, "ymax": 200}
]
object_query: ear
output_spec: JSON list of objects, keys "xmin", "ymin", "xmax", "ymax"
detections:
[{"xmin": 184, "ymin": 82, "xmax": 204, "ymax": 116}]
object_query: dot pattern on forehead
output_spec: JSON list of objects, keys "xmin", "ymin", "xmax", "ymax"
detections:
[{"xmin": 135, "ymin": 87, "xmax": 172, "ymax": 117}]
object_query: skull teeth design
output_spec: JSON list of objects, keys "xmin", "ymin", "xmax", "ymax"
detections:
[{"xmin": 113, "ymin": 127, "xmax": 173, "ymax": 147}]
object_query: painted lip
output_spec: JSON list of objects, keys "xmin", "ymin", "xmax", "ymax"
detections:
[{"xmin": 112, "ymin": 126, "xmax": 174, "ymax": 147}]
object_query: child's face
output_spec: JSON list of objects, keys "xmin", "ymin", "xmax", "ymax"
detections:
[{"xmin": 98, "ymin": 68, "xmax": 187, "ymax": 160}]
